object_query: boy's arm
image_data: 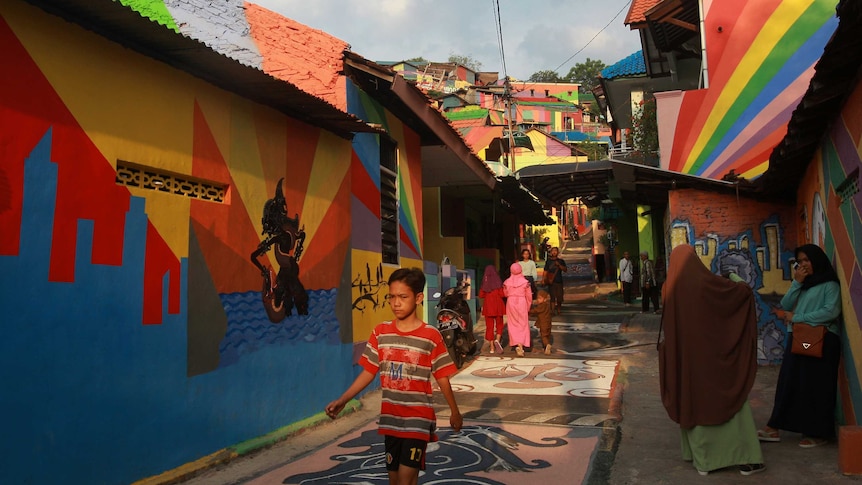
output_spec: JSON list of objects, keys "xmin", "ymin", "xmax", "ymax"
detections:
[
  {"xmin": 325, "ymin": 369, "xmax": 376, "ymax": 419},
  {"xmin": 435, "ymin": 375, "xmax": 462, "ymax": 432}
]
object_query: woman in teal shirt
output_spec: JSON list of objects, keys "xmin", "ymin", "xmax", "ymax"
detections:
[{"xmin": 759, "ymin": 244, "xmax": 841, "ymax": 448}]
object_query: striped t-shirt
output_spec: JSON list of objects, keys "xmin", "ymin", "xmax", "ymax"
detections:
[{"xmin": 360, "ymin": 321, "xmax": 457, "ymax": 441}]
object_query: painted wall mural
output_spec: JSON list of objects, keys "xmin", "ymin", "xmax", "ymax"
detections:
[
  {"xmin": 251, "ymin": 178, "xmax": 309, "ymax": 320},
  {"xmin": 797, "ymin": 79, "xmax": 862, "ymax": 425},
  {"xmin": 658, "ymin": 0, "xmax": 839, "ymax": 180},
  {"xmin": 0, "ymin": 2, "xmax": 424, "ymax": 483},
  {"xmin": 668, "ymin": 189, "xmax": 798, "ymax": 364}
]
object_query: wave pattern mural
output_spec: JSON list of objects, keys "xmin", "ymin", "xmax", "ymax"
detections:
[{"xmin": 218, "ymin": 289, "xmax": 340, "ymax": 367}]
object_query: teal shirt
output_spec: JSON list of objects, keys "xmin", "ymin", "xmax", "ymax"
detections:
[{"xmin": 780, "ymin": 280, "xmax": 841, "ymax": 335}]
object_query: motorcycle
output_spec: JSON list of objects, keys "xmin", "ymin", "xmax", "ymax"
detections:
[{"xmin": 433, "ymin": 282, "xmax": 478, "ymax": 369}]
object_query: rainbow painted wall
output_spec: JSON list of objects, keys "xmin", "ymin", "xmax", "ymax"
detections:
[
  {"xmin": 0, "ymin": 1, "xmax": 424, "ymax": 483},
  {"xmin": 796, "ymin": 80, "xmax": 862, "ymax": 425},
  {"xmin": 665, "ymin": 77, "xmax": 862, "ymax": 423},
  {"xmin": 657, "ymin": 0, "xmax": 839, "ymax": 180}
]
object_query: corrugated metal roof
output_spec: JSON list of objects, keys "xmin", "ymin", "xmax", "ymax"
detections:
[
  {"xmin": 23, "ymin": 0, "xmax": 378, "ymax": 139},
  {"xmin": 518, "ymin": 159, "xmax": 746, "ymax": 208}
]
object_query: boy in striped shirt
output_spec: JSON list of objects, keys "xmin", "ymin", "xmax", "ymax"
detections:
[{"xmin": 326, "ymin": 267, "xmax": 463, "ymax": 485}]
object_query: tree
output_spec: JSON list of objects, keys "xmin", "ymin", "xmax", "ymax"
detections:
[
  {"xmin": 404, "ymin": 56, "xmax": 429, "ymax": 64},
  {"xmin": 448, "ymin": 53, "xmax": 482, "ymax": 71},
  {"xmin": 564, "ymin": 58, "xmax": 607, "ymax": 92},
  {"xmin": 527, "ymin": 70, "xmax": 562, "ymax": 82},
  {"xmin": 574, "ymin": 141, "xmax": 606, "ymax": 161},
  {"xmin": 630, "ymin": 97, "xmax": 659, "ymax": 166}
]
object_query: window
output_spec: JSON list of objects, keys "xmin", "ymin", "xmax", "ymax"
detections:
[{"xmin": 380, "ymin": 137, "xmax": 399, "ymax": 264}]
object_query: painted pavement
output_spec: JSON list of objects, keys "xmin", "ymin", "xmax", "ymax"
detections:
[
  {"xmin": 446, "ymin": 356, "xmax": 617, "ymax": 398},
  {"xmin": 553, "ymin": 322, "xmax": 621, "ymax": 333},
  {"xmin": 260, "ymin": 420, "xmax": 600, "ymax": 485}
]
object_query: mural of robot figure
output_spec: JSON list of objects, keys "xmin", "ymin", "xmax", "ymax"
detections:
[{"xmin": 251, "ymin": 178, "xmax": 308, "ymax": 321}]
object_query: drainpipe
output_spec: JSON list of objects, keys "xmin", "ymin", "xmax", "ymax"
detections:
[{"xmin": 698, "ymin": 0, "xmax": 709, "ymax": 89}]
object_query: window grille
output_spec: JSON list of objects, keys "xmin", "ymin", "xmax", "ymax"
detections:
[
  {"xmin": 836, "ymin": 168, "xmax": 859, "ymax": 205},
  {"xmin": 116, "ymin": 161, "xmax": 226, "ymax": 203}
]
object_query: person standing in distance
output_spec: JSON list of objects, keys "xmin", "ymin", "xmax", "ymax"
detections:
[
  {"xmin": 518, "ymin": 249, "xmax": 538, "ymax": 296},
  {"xmin": 544, "ymin": 247, "xmax": 567, "ymax": 315},
  {"xmin": 325, "ymin": 268, "xmax": 463, "ymax": 485},
  {"xmin": 640, "ymin": 251, "xmax": 661, "ymax": 314},
  {"xmin": 619, "ymin": 251, "xmax": 634, "ymax": 307}
]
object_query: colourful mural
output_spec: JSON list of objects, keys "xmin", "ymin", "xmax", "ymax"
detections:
[
  {"xmin": 797, "ymin": 80, "xmax": 862, "ymax": 425},
  {"xmin": 659, "ymin": 0, "xmax": 839, "ymax": 180},
  {"xmin": 0, "ymin": 1, "xmax": 427, "ymax": 483},
  {"xmin": 667, "ymin": 190, "xmax": 799, "ymax": 364}
]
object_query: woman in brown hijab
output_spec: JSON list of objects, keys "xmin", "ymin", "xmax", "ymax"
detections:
[{"xmin": 658, "ymin": 245, "xmax": 765, "ymax": 476}]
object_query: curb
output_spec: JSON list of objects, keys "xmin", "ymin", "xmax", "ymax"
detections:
[{"xmin": 131, "ymin": 399, "xmax": 363, "ymax": 485}]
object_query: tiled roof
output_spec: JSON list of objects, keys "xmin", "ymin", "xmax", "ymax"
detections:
[
  {"xmin": 625, "ymin": 0, "xmax": 662, "ymax": 26},
  {"xmin": 600, "ymin": 51, "xmax": 646, "ymax": 79},
  {"xmin": 449, "ymin": 118, "xmax": 488, "ymax": 133}
]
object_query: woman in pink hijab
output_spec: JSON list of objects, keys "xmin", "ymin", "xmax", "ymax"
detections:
[{"xmin": 504, "ymin": 262, "xmax": 533, "ymax": 356}]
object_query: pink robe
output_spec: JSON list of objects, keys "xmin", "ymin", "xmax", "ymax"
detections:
[{"xmin": 504, "ymin": 263, "xmax": 533, "ymax": 347}]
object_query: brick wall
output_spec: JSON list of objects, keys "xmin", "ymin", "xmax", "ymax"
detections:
[{"xmin": 668, "ymin": 188, "xmax": 798, "ymax": 364}]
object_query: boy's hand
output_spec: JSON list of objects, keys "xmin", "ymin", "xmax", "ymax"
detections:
[
  {"xmin": 325, "ymin": 399, "xmax": 345, "ymax": 419},
  {"xmin": 449, "ymin": 410, "xmax": 463, "ymax": 432}
]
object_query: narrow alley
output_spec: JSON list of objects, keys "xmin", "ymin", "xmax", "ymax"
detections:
[{"xmin": 175, "ymin": 237, "xmax": 853, "ymax": 485}]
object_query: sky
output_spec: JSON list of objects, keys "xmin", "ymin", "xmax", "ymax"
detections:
[{"xmin": 251, "ymin": 0, "xmax": 643, "ymax": 81}]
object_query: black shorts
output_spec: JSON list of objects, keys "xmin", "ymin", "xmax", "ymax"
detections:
[{"xmin": 384, "ymin": 435, "xmax": 427, "ymax": 471}]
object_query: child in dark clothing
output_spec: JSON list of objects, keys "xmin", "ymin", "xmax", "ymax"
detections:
[{"xmin": 529, "ymin": 290, "xmax": 553, "ymax": 354}]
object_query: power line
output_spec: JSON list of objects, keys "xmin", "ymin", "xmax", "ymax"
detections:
[
  {"xmin": 548, "ymin": 0, "xmax": 633, "ymax": 77},
  {"xmin": 492, "ymin": 0, "xmax": 508, "ymax": 80}
]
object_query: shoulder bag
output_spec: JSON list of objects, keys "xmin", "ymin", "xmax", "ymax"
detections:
[{"xmin": 791, "ymin": 323, "xmax": 826, "ymax": 358}]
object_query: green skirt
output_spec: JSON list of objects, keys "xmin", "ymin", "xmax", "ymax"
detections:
[{"xmin": 680, "ymin": 401, "xmax": 763, "ymax": 473}]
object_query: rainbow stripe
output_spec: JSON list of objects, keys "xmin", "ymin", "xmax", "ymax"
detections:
[{"xmin": 666, "ymin": 0, "xmax": 838, "ymax": 180}]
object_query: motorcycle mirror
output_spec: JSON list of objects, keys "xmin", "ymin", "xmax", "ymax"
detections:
[{"xmin": 432, "ymin": 292, "xmax": 441, "ymax": 298}]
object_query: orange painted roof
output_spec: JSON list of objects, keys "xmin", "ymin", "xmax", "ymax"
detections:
[
  {"xmin": 245, "ymin": 3, "xmax": 349, "ymax": 109},
  {"xmin": 625, "ymin": 0, "xmax": 662, "ymax": 26}
]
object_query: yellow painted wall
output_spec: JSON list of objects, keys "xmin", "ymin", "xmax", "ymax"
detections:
[{"xmin": 422, "ymin": 188, "xmax": 465, "ymax": 269}]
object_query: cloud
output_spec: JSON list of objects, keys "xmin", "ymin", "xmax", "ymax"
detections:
[{"xmin": 251, "ymin": 0, "xmax": 641, "ymax": 79}]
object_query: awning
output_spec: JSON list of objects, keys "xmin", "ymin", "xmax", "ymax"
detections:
[
  {"xmin": 496, "ymin": 176, "xmax": 555, "ymax": 225},
  {"xmin": 517, "ymin": 159, "xmax": 748, "ymax": 208},
  {"xmin": 517, "ymin": 160, "xmax": 613, "ymax": 207}
]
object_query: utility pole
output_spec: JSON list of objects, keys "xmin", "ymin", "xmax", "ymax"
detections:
[
  {"xmin": 503, "ymin": 77, "xmax": 528, "ymax": 254},
  {"xmin": 504, "ymin": 76, "xmax": 517, "ymax": 172}
]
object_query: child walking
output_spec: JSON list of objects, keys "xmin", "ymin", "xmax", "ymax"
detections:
[
  {"xmin": 325, "ymin": 268, "xmax": 463, "ymax": 485},
  {"xmin": 530, "ymin": 290, "xmax": 553, "ymax": 354},
  {"xmin": 503, "ymin": 262, "xmax": 533, "ymax": 356},
  {"xmin": 479, "ymin": 265, "xmax": 506, "ymax": 354}
]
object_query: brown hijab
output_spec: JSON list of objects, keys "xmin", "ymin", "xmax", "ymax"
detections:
[{"xmin": 658, "ymin": 244, "xmax": 757, "ymax": 428}]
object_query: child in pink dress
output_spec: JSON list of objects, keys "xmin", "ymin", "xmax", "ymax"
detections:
[
  {"xmin": 504, "ymin": 262, "xmax": 533, "ymax": 356},
  {"xmin": 479, "ymin": 265, "xmax": 506, "ymax": 354}
]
